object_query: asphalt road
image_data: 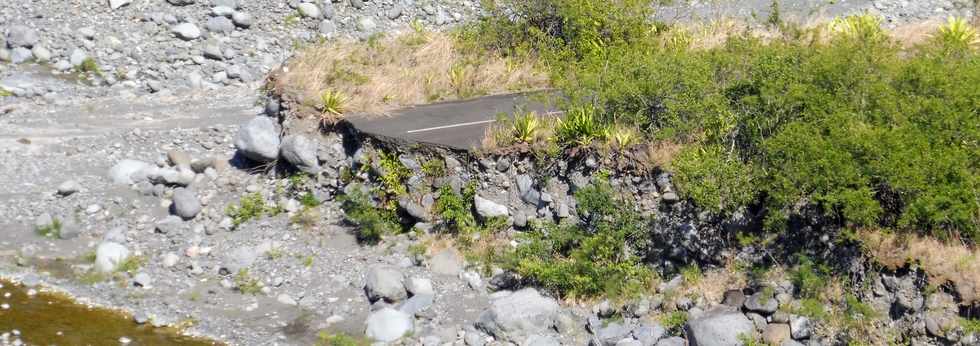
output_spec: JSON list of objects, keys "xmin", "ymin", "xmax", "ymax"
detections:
[{"xmin": 345, "ymin": 92, "xmax": 557, "ymax": 150}]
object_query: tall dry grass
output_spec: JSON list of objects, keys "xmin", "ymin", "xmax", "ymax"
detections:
[{"xmin": 278, "ymin": 30, "xmax": 549, "ymax": 115}]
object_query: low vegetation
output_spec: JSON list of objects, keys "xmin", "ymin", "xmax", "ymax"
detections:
[
  {"xmin": 339, "ymin": 184, "xmax": 403, "ymax": 244},
  {"xmin": 505, "ymin": 180, "xmax": 654, "ymax": 299},
  {"xmin": 226, "ymin": 192, "xmax": 281, "ymax": 228}
]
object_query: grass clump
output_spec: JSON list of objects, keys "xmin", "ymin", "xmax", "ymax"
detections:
[
  {"xmin": 0, "ymin": 87, "xmax": 12, "ymax": 97},
  {"xmin": 421, "ymin": 158, "xmax": 446, "ymax": 178},
  {"xmin": 115, "ymin": 255, "xmax": 146, "ymax": 275},
  {"xmin": 75, "ymin": 58, "xmax": 103, "ymax": 77},
  {"xmin": 226, "ymin": 193, "xmax": 280, "ymax": 228},
  {"xmin": 234, "ymin": 269, "xmax": 263, "ymax": 295},
  {"xmin": 660, "ymin": 311, "xmax": 688, "ymax": 335},
  {"xmin": 435, "ymin": 183, "xmax": 477, "ymax": 233},
  {"xmin": 35, "ymin": 218, "xmax": 63, "ymax": 238},
  {"xmin": 505, "ymin": 179, "xmax": 653, "ymax": 299},
  {"xmin": 376, "ymin": 151, "xmax": 411, "ymax": 196},
  {"xmin": 317, "ymin": 332, "xmax": 368, "ymax": 346},
  {"xmin": 319, "ymin": 89, "xmax": 348, "ymax": 124}
]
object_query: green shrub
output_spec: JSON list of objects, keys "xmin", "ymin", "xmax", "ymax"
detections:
[
  {"xmin": 376, "ymin": 151, "xmax": 411, "ymax": 196},
  {"xmin": 511, "ymin": 111, "xmax": 544, "ymax": 144},
  {"xmin": 660, "ymin": 311, "xmax": 688, "ymax": 335},
  {"xmin": 962, "ymin": 317, "xmax": 980, "ymax": 334},
  {"xmin": 76, "ymin": 58, "xmax": 103, "ymax": 77},
  {"xmin": 672, "ymin": 144, "xmax": 757, "ymax": 214},
  {"xmin": 791, "ymin": 256, "xmax": 830, "ymax": 299},
  {"xmin": 421, "ymin": 158, "xmax": 446, "ymax": 178},
  {"xmin": 435, "ymin": 183, "xmax": 478, "ymax": 233},
  {"xmin": 339, "ymin": 185, "xmax": 403, "ymax": 244},
  {"xmin": 116, "ymin": 255, "xmax": 146, "ymax": 274},
  {"xmin": 506, "ymin": 180, "xmax": 652, "ymax": 298}
]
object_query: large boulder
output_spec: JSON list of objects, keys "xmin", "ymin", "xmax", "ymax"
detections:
[
  {"xmin": 234, "ymin": 116, "xmax": 281, "ymax": 162},
  {"xmin": 6, "ymin": 25, "xmax": 39, "ymax": 48},
  {"xmin": 365, "ymin": 307, "xmax": 413, "ymax": 342},
  {"xmin": 108, "ymin": 159, "xmax": 151, "ymax": 184},
  {"xmin": 279, "ymin": 135, "xmax": 320, "ymax": 174},
  {"xmin": 684, "ymin": 308, "xmax": 755, "ymax": 346},
  {"xmin": 364, "ymin": 265, "xmax": 407, "ymax": 303},
  {"xmin": 476, "ymin": 288, "xmax": 560, "ymax": 342},
  {"xmin": 744, "ymin": 289, "xmax": 778, "ymax": 314},
  {"xmin": 95, "ymin": 242, "xmax": 130, "ymax": 273}
]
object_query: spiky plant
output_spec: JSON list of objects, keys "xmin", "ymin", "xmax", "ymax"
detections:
[
  {"xmin": 555, "ymin": 105, "xmax": 607, "ymax": 147},
  {"xmin": 933, "ymin": 16, "xmax": 979, "ymax": 51},
  {"xmin": 829, "ymin": 13, "xmax": 885, "ymax": 43},
  {"xmin": 607, "ymin": 125, "xmax": 638, "ymax": 150},
  {"xmin": 512, "ymin": 111, "xmax": 541, "ymax": 144}
]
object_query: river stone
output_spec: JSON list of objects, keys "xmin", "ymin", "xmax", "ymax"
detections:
[
  {"xmin": 31, "ymin": 46, "xmax": 51, "ymax": 62},
  {"xmin": 405, "ymin": 277, "xmax": 434, "ymax": 296},
  {"xmin": 6, "ymin": 25, "xmax": 39, "ymax": 48},
  {"xmin": 232, "ymin": 12, "xmax": 253, "ymax": 28},
  {"xmin": 789, "ymin": 315, "xmax": 811, "ymax": 339},
  {"xmin": 476, "ymin": 288, "xmax": 560, "ymax": 342},
  {"xmin": 234, "ymin": 116, "xmax": 281, "ymax": 162},
  {"xmin": 762, "ymin": 323, "xmax": 791, "ymax": 345},
  {"xmin": 172, "ymin": 23, "xmax": 201, "ymax": 40},
  {"xmin": 57, "ymin": 180, "xmax": 82, "ymax": 196},
  {"xmin": 171, "ymin": 188, "xmax": 202, "ymax": 219},
  {"xmin": 474, "ymin": 195, "xmax": 508, "ymax": 218},
  {"xmin": 206, "ymin": 16, "xmax": 234, "ymax": 33},
  {"xmin": 10, "ymin": 47, "xmax": 32, "ymax": 64},
  {"xmin": 298, "ymin": 3, "xmax": 321, "ymax": 18},
  {"xmin": 109, "ymin": 0, "xmax": 133, "ymax": 9},
  {"xmin": 108, "ymin": 159, "xmax": 151, "ymax": 184},
  {"xmin": 95, "ymin": 242, "xmax": 130, "ymax": 273},
  {"xmin": 280, "ymin": 135, "xmax": 320, "ymax": 173},
  {"xmin": 365, "ymin": 307, "xmax": 413, "ymax": 342},
  {"xmin": 684, "ymin": 308, "xmax": 755, "ymax": 346},
  {"xmin": 365, "ymin": 265, "xmax": 407, "ymax": 303},
  {"xmin": 655, "ymin": 337, "xmax": 686, "ymax": 346}
]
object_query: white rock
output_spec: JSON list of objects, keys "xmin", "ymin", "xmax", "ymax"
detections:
[
  {"xmin": 365, "ymin": 308, "xmax": 413, "ymax": 342},
  {"xmin": 108, "ymin": 0, "xmax": 132, "ymax": 9},
  {"xmin": 95, "ymin": 242, "xmax": 130, "ymax": 273},
  {"xmin": 172, "ymin": 23, "xmax": 201, "ymax": 40}
]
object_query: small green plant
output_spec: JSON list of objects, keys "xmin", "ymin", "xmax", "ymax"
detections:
[
  {"xmin": 266, "ymin": 248, "xmax": 285, "ymax": 260},
  {"xmin": 555, "ymin": 104, "xmax": 607, "ymax": 146},
  {"xmin": 796, "ymin": 298, "xmax": 829, "ymax": 320},
  {"xmin": 421, "ymin": 158, "xmax": 446, "ymax": 178},
  {"xmin": 76, "ymin": 58, "xmax": 103, "ymax": 77},
  {"xmin": 303, "ymin": 255, "xmax": 315, "ymax": 268},
  {"xmin": 35, "ymin": 218, "xmax": 63, "ymax": 238},
  {"xmin": 766, "ymin": 0, "xmax": 782, "ymax": 27},
  {"xmin": 116, "ymin": 255, "xmax": 146, "ymax": 274},
  {"xmin": 661, "ymin": 311, "xmax": 688, "ymax": 335},
  {"xmin": 435, "ymin": 183, "xmax": 478, "ymax": 233},
  {"xmin": 671, "ymin": 144, "xmax": 756, "ymax": 214},
  {"xmin": 300, "ymin": 192, "xmax": 320, "ymax": 208},
  {"xmin": 680, "ymin": 264, "xmax": 703, "ymax": 285},
  {"xmin": 737, "ymin": 333, "xmax": 766, "ymax": 346},
  {"xmin": 449, "ymin": 64, "xmax": 474, "ymax": 98},
  {"xmin": 791, "ymin": 256, "xmax": 830, "ymax": 298},
  {"xmin": 961, "ymin": 317, "xmax": 980, "ymax": 334},
  {"xmin": 235, "ymin": 269, "xmax": 263, "ymax": 295},
  {"xmin": 0, "ymin": 87, "xmax": 12, "ymax": 97},
  {"xmin": 284, "ymin": 13, "xmax": 301, "ymax": 26},
  {"xmin": 226, "ymin": 193, "xmax": 278, "ymax": 228},
  {"xmin": 78, "ymin": 270, "xmax": 108, "ymax": 285},
  {"xmin": 607, "ymin": 125, "xmax": 638, "ymax": 149},
  {"xmin": 377, "ymin": 151, "xmax": 411, "ymax": 196}
]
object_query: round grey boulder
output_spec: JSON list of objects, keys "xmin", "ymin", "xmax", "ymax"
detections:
[
  {"xmin": 298, "ymin": 3, "xmax": 321, "ymax": 18},
  {"xmin": 171, "ymin": 188, "xmax": 202, "ymax": 220},
  {"xmin": 365, "ymin": 265, "xmax": 407, "ymax": 303},
  {"xmin": 476, "ymin": 288, "xmax": 560, "ymax": 342},
  {"xmin": 280, "ymin": 135, "xmax": 320, "ymax": 174},
  {"xmin": 474, "ymin": 195, "xmax": 508, "ymax": 218},
  {"xmin": 206, "ymin": 16, "xmax": 234, "ymax": 33},
  {"xmin": 684, "ymin": 308, "xmax": 755, "ymax": 346},
  {"xmin": 232, "ymin": 12, "xmax": 253, "ymax": 28},
  {"xmin": 234, "ymin": 116, "xmax": 281, "ymax": 162},
  {"xmin": 6, "ymin": 26, "xmax": 39, "ymax": 48}
]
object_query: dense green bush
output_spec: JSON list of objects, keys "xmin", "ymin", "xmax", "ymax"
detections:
[
  {"xmin": 467, "ymin": 6, "xmax": 980, "ymax": 241},
  {"xmin": 506, "ymin": 180, "xmax": 653, "ymax": 298}
]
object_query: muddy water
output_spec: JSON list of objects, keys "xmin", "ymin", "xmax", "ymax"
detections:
[{"xmin": 0, "ymin": 279, "xmax": 220, "ymax": 346}]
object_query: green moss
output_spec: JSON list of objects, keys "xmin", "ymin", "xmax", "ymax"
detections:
[{"xmin": 226, "ymin": 193, "xmax": 279, "ymax": 228}]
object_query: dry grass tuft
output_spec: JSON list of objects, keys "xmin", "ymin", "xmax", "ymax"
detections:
[
  {"xmin": 278, "ymin": 30, "xmax": 549, "ymax": 116},
  {"xmin": 861, "ymin": 229, "xmax": 980, "ymax": 305},
  {"xmin": 642, "ymin": 140, "xmax": 684, "ymax": 168}
]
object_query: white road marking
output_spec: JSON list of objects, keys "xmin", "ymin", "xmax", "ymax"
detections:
[{"xmin": 405, "ymin": 119, "xmax": 496, "ymax": 134}]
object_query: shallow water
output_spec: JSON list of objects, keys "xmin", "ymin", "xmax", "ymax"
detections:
[{"xmin": 0, "ymin": 279, "xmax": 220, "ymax": 346}]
